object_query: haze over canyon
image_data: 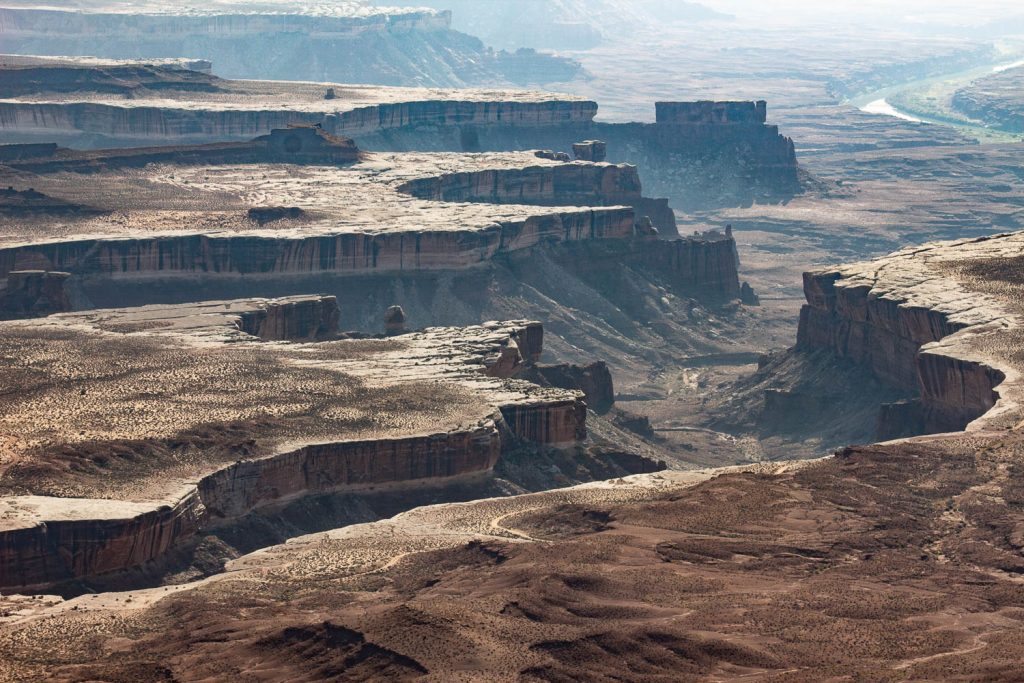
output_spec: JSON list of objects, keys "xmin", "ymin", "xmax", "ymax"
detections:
[{"xmin": 0, "ymin": 1, "xmax": 1023, "ymax": 681}]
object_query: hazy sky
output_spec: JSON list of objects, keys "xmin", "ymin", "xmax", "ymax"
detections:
[{"xmin": 707, "ymin": 0, "xmax": 1024, "ymax": 25}]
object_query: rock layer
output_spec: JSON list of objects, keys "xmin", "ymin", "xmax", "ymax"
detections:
[
  {"xmin": 0, "ymin": 7, "xmax": 581, "ymax": 87},
  {"xmin": 0, "ymin": 301, "xmax": 585, "ymax": 591},
  {"xmin": 0, "ymin": 61, "xmax": 801, "ymax": 210},
  {"xmin": 796, "ymin": 233, "xmax": 1024, "ymax": 436},
  {"xmin": 396, "ymin": 161, "xmax": 678, "ymax": 236}
]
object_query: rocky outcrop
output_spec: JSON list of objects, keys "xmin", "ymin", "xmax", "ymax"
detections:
[
  {"xmin": 237, "ymin": 296, "xmax": 341, "ymax": 341},
  {"xmin": 500, "ymin": 399, "xmax": 587, "ymax": 446},
  {"xmin": 0, "ymin": 311, "xmax": 588, "ymax": 591},
  {"xmin": 636, "ymin": 234, "xmax": 742, "ymax": 298},
  {"xmin": 0, "ymin": 270, "xmax": 73, "ymax": 320},
  {"xmin": 384, "ymin": 305, "xmax": 408, "ymax": 336},
  {"xmin": 796, "ymin": 234, "xmax": 1022, "ymax": 436},
  {"xmin": 573, "ymin": 140, "xmax": 607, "ymax": 162},
  {"xmin": 396, "ymin": 162, "xmax": 679, "ymax": 237},
  {"xmin": 522, "ymin": 361, "xmax": 615, "ymax": 414},
  {"xmin": 0, "ymin": 490, "xmax": 207, "ymax": 592}
]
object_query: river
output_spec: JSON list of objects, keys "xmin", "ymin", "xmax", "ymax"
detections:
[{"xmin": 847, "ymin": 56, "xmax": 1024, "ymax": 133}]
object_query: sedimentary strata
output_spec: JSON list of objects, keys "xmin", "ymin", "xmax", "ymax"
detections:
[
  {"xmin": 797, "ymin": 232, "xmax": 1024, "ymax": 436},
  {"xmin": 0, "ymin": 5, "xmax": 580, "ymax": 86},
  {"xmin": 0, "ymin": 295, "xmax": 582, "ymax": 591},
  {"xmin": 0, "ymin": 58, "xmax": 801, "ymax": 209},
  {"xmin": 0, "ymin": 141, "xmax": 741, "ymax": 314}
]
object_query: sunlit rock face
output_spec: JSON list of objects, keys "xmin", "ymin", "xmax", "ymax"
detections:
[
  {"xmin": 797, "ymin": 232, "xmax": 1024, "ymax": 437},
  {"xmin": 0, "ymin": 299, "xmax": 583, "ymax": 591},
  {"xmin": 0, "ymin": 56, "xmax": 802, "ymax": 211}
]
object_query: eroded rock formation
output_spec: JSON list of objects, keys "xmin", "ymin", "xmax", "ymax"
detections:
[
  {"xmin": 236, "ymin": 295, "xmax": 341, "ymax": 341},
  {"xmin": 0, "ymin": 60, "xmax": 801, "ymax": 210},
  {"xmin": 0, "ymin": 270, "xmax": 73, "ymax": 320},
  {"xmin": 0, "ymin": 299, "xmax": 586, "ymax": 591},
  {"xmin": 796, "ymin": 233, "xmax": 1022, "ymax": 436},
  {"xmin": 0, "ymin": 7, "xmax": 580, "ymax": 87}
]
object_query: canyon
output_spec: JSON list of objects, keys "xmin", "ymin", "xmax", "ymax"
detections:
[
  {"xmin": 0, "ymin": 3, "xmax": 581, "ymax": 87},
  {"xmin": 2, "ymin": 4, "xmax": 1024, "ymax": 679},
  {"xmin": 0, "ymin": 115, "xmax": 754, "ymax": 594},
  {"xmin": 0, "ymin": 297, "xmax": 596, "ymax": 591},
  {"xmin": 0, "ymin": 57, "xmax": 803, "ymax": 211},
  {"xmin": 4, "ymin": 231, "xmax": 1024, "ymax": 679}
]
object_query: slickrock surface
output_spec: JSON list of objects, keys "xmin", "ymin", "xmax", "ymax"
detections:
[{"xmin": 0, "ymin": 296, "xmax": 583, "ymax": 590}]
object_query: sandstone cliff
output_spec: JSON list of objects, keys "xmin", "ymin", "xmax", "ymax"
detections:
[
  {"xmin": 0, "ymin": 6, "xmax": 581, "ymax": 87},
  {"xmin": 796, "ymin": 234, "xmax": 1023, "ymax": 436},
  {"xmin": 396, "ymin": 162, "xmax": 679, "ymax": 237},
  {"xmin": 0, "ymin": 306, "xmax": 587, "ymax": 591}
]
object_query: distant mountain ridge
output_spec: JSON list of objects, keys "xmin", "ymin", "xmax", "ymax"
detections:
[
  {"xmin": 369, "ymin": 0, "xmax": 734, "ymax": 50},
  {"xmin": 0, "ymin": 2, "xmax": 583, "ymax": 86}
]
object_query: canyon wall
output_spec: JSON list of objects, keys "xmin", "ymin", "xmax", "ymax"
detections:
[
  {"xmin": 29, "ymin": 231, "xmax": 743, "ymax": 326},
  {"xmin": 237, "ymin": 295, "xmax": 341, "ymax": 341},
  {"xmin": 0, "ymin": 316, "xmax": 590, "ymax": 591},
  {"xmin": 0, "ymin": 270, "xmax": 73, "ymax": 320},
  {"xmin": 0, "ymin": 7, "xmax": 581, "ymax": 87},
  {"xmin": 0, "ymin": 100, "xmax": 600, "ymax": 148},
  {"xmin": 0, "ymin": 211, "xmax": 636, "ymax": 282},
  {"xmin": 634, "ymin": 235, "xmax": 741, "ymax": 297},
  {"xmin": 796, "ymin": 267, "xmax": 1005, "ymax": 436},
  {"xmin": 396, "ymin": 162, "xmax": 678, "ymax": 236},
  {"xmin": 0, "ymin": 423, "xmax": 501, "ymax": 591}
]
